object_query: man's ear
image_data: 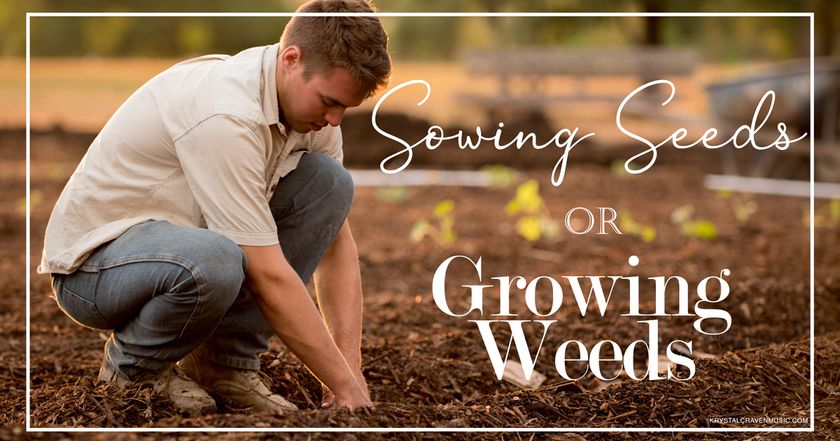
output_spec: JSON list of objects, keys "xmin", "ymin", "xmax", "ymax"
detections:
[{"xmin": 279, "ymin": 46, "xmax": 301, "ymax": 71}]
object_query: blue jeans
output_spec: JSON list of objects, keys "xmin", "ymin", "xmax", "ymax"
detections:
[{"xmin": 51, "ymin": 153, "xmax": 354, "ymax": 379}]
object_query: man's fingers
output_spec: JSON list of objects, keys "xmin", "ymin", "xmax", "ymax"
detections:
[{"xmin": 321, "ymin": 388, "xmax": 336, "ymax": 408}]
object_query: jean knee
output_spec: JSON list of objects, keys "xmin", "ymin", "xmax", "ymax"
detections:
[
  {"xmin": 304, "ymin": 153, "xmax": 354, "ymax": 213},
  {"xmin": 188, "ymin": 231, "xmax": 246, "ymax": 309}
]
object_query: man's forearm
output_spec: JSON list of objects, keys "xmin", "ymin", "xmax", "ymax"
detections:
[
  {"xmin": 315, "ymin": 221, "xmax": 364, "ymax": 368},
  {"xmin": 240, "ymin": 244, "xmax": 369, "ymax": 407}
]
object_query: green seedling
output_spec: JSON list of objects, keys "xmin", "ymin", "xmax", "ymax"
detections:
[
  {"xmin": 716, "ymin": 189, "xmax": 758, "ymax": 225},
  {"xmin": 671, "ymin": 205, "xmax": 717, "ymax": 240},
  {"xmin": 618, "ymin": 211, "xmax": 657, "ymax": 243},
  {"xmin": 410, "ymin": 199, "xmax": 457, "ymax": 246},
  {"xmin": 610, "ymin": 159, "xmax": 630, "ymax": 178},
  {"xmin": 829, "ymin": 200, "xmax": 840, "ymax": 225},
  {"xmin": 807, "ymin": 199, "xmax": 840, "ymax": 228},
  {"xmin": 505, "ymin": 180, "xmax": 559, "ymax": 241},
  {"xmin": 17, "ymin": 190, "xmax": 44, "ymax": 215},
  {"xmin": 480, "ymin": 164, "xmax": 518, "ymax": 187},
  {"xmin": 375, "ymin": 186, "xmax": 409, "ymax": 204}
]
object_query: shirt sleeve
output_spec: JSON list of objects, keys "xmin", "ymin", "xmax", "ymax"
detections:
[{"xmin": 174, "ymin": 114, "xmax": 279, "ymax": 246}]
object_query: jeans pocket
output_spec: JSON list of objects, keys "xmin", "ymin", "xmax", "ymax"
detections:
[{"xmin": 54, "ymin": 273, "xmax": 114, "ymax": 330}]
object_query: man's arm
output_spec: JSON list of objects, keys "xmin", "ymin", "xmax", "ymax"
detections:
[
  {"xmin": 313, "ymin": 220, "xmax": 364, "ymax": 369},
  {"xmin": 239, "ymin": 243, "xmax": 370, "ymax": 409}
]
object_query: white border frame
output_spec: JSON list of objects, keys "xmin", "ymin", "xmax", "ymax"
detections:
[{"xmin": 25, "ymin": 11, "xmax": 815, "ymax": 434}]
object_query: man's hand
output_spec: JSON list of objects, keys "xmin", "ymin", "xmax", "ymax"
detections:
[
  {"xmin": 322, "ymin": 368, "xmax": 368, "ymax": 408},
  {"xmin": 321, "ymin": 388, "xmax": 336, "ymax": 408},
  {"xmin": 331, "ymin": 373, "xmax": 372, "ymax": 409},
  {"xmin": 240, "ymin": 244, "xmax": 371, "ymax": 409}
]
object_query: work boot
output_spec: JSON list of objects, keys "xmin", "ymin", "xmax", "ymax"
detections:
[
  {"xmin": 179, "ymin": 352, "xmax": 298, "ymax": 414},
  {"xmin": 98, "ymin": 357, "xmax": 217, "ymax": 416}
]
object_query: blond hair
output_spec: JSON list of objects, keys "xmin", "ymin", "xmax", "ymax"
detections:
[{"xmin": 280, "ymin": 0, "xmax": 391, "ymax": 98}]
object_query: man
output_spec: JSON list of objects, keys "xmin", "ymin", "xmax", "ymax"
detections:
[{"xmin": 38, "ymin": 0, "xmax": 390, "ymax": 415}]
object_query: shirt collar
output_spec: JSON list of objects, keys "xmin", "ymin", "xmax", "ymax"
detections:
[{"xmin": 261, "ymin": 43, "xmax": 282, "ymax": 129}]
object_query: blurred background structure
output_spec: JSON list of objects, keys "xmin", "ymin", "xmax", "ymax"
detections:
[{"xmin": 3, "ymin": 0, "xmax": 839, "ymax": 183}]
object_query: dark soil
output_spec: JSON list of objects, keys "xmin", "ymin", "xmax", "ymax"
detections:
[{"xmin": 1, "ymin": 111, "xmax": 838, "ymax": 439}]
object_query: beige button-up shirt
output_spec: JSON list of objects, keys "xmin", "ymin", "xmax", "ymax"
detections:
[{"xmin": 39, "ymin": 44, "xmax": 343, "ymax": 274}]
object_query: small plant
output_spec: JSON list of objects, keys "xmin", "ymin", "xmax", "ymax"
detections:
[
  {"xmin": 375, "ymin": 186, "xmax": 409, "ymax": 204},
  {"xmin": 410, "ymin": 199, "xmax": 457, "ymax": 246},
  {"xmin": 618, "ymin": 211, "xmax": 657, "ymax": 243},
  {"xmin": 716, "ymin": 189, "xmax": 758, "ymax": 225},
  {"xmin": 505, "ymin": 180, "xmax": 559, "ymax": 241},
  {"xmin": 480, "ymin": 164, "xmax": 518, "ymax": 187},
  {"xmin": 17, "ymin": 190, "xmax": 44, "ymax": 215},
  {"xmin": 671, "ymin": 205, "xmax": 717, "ymax": 240},
  {"xmin": 610, "ymin": 159, "xmax": 630, "ymax": 178},
  {"xmin": 807, "ymin": 199, "xmax": 840, "ymax": 228}
]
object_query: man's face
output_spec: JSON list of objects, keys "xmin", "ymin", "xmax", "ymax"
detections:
[{"xmin": 277, "ymin": 47, "xmax": 365, "ymax": 134}]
